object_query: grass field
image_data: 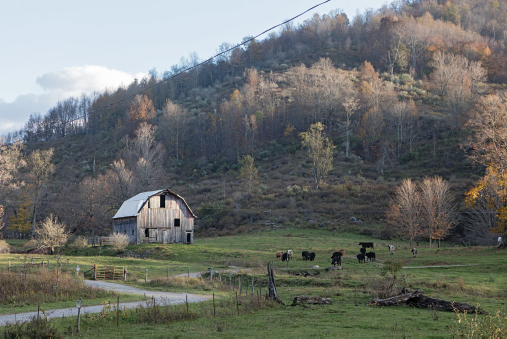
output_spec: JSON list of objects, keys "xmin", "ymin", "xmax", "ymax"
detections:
[{"xmin": 1, "ymin": 228, "xmax": 506, "ymax": 336}]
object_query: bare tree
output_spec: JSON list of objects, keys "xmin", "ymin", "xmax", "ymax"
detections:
[
  {"xmin": 419, "ymin": 176, "xmax": 457, "ymax": 248},
  {"xmin": 462, "ymin": 93, "xmax": 507, "ymax": 171},
  {"xmin": 239, "ymin": 155, "xmax": 259, "ymax": 195},
  {"xmin": 27, "ymin": 148, "xmax": 54, "ymax": 238},
  {"xmin": 387, "ymin": 179, "xmax": 421, "ymax": 246},
  {"xmin": 121, "ymin": 123, "xmax": 165, "ymax": 189},
  {"xmin": 342, "ymin": 95, "xmax": 360, "ymax": 158},
  {"xmin": 300, "ymin": 122, "xmax": 336, "ymax": 191},
  {"xmin": 161, "ymin": 99, "xmax": 187, "ymax": 163},
  {"xmin": 30, "ymin": 214, "xmax": 69, "ymax": 254}
]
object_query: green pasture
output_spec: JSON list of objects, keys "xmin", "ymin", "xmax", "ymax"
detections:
[{"xmin": 1, "ymin": 228, "xmax": 506, "ymax": 336}]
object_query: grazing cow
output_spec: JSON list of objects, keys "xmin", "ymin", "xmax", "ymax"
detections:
[
  {"xmin": 412, "ymin": 248, "xmax": 417, "ymax": 257},
  {"xmin": 357, "ymin": 253, "xmax": 365, "ymax": 263},
  {"xmin": 282, "ymin": 252, "xmax": 288, "ymax": 261},
  {"xmin": 388, "ymin": 245, "xmax": 395, "ymax": 255},
  {"xmin": 359, "ymin": 242, "xmax": 374, "ymax": 249},
  {"xmin": 287, "ymin": 250, "xmax": 293, "ymax": 260},
  {"xmin": 365, "ymin": 252, "xmax": 375, "ymax": 262},
  {"xmin": 331, "ymin": 256, "xmax": 341, "ymax": 267},
  {"xmin": 331, "ymin": 252, "xmax": 343, "ymax": 259},
  {"xmin": 309, "ymin": 252, "xmax": 316, "ymax": 261},
  {"xmin": 302, "ymin": 251, "xmax": 310, "ymax": 261},
  {"xmin": 360, "ymin": 247, "xmax": 366, "ymax": 255},
  {"xmin": 276, "ymin": 251, "xmax": 283, "ymax": 259}
]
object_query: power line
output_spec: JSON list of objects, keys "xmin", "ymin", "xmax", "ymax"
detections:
[{"xmin": 10, "ymin": 0, "xmax": 331, "ymax": 143}]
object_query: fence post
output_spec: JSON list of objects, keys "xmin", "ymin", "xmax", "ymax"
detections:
[
  {"xmin": 167, "ymin": 267, "xmax": 169, "ymax": 279},
  {"xmin": 124, "ymin": 267, "xmax": 127, "ymax": 281},
  {"xmin": 8, "ymin": 261, "xmax": 10, "ymax": 273},
  {"xmin": 94, "ymin": 264, "xmax": 96, "ymax": 280},
  {"xmin": 188, "ymin": 268, "xmax": 190, "ymax": 279},
  {"xmin": 145, "ymin": 269, "xmax": 148, "ymax": 283}
]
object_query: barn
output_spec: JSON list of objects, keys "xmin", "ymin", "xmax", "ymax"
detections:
[{"xmin": 112, "ymin": 189, "xmax": 196, "ymax": 244}]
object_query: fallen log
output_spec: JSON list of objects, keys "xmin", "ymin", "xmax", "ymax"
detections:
[
  {"xmin": 292, "ymin": 296, "xmax": 333, "ymax": 306},
  {"xmin": 368, "ymin": 289, "xmax": 484, "ymax": 314}
]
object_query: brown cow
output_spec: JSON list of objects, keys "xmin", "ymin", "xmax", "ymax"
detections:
[{"xmin": 276, "ymin": 251, "xmax": 283, "ymax": 258}]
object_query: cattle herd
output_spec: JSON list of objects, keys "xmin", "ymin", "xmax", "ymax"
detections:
[{"xmin": 275, "ymin": 242, "xmax": 419, "ymax": 267}]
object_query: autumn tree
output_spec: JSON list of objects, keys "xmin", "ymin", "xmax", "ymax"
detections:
[
  {"xmin": 127, "ymin": 94, "xmax": 156, "ymax": 128},
  {"xmin": 387, "ymin": 179, "xmax": 421, "ymax": 246},
  {"xmin": 239, "ymin": 155, "xmax": 259, "ymax": 195},
  {"xmin": 9, "ymin": 191, "xmax": 32, "ymax": 237},
  {"xmin": 419, "ymin": 176, "xmax": 457, "ymax": 248},
  {"xmin": 300, "ymin": 122, "xmax": 335, "ymax": 191},
  {"xmin": 463, "ymin": 166, "xmax": 506, "ymax": 245},
  {"xmin": 27, "ymin": 148, "xmax": 55, "ymax": 238}
]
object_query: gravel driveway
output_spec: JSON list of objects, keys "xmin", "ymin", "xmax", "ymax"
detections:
[{"xmin": 0, "ymin": 280, "xmax": 211, "ymax": 326}]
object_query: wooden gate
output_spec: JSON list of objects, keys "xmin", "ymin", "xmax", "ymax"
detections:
[{"xmin": 91, "ymin": 264, "xmax": 124, "ymax": 280}]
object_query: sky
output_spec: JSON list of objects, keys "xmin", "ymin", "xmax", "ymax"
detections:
[{"xmin": 0, "ymin": 0, "xmax": 389, "ymax": 135}]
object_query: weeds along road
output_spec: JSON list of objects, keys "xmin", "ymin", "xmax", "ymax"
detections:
[{"xmin": 0, "ymin": 280, "xmax": 211, "ymax": 326}]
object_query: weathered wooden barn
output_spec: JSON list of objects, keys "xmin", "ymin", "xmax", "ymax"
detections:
[{"xmin": 112, "ymin": 189, "xmax": 196, "ymax": 244}]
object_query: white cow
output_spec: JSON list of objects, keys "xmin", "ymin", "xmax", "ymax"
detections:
[
  {"xmin": 287, "ymin": 250, "xmax": 293, "ymax": 260},
  {"xmin": 388, "ymin": 245, "xmax": 395, "ymax": 255},
  {"xmin": 411, "ymin": 248, "xmax": 417, "ymax": 257}
]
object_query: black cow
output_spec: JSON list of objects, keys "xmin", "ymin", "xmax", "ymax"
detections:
[
  {"xmin": 331, "ymin": 256, "xmax": 341, "ymax": 267},
  {"xmin": 359, "ymin": 242, "xmax": 374, "ymax": 249},
  {"xmin": 365, "ymin": 252, "xmax": 375, "ymax": 262},
  {"xmin": 309, "ymin": 252, "xmax": 316, "ymax": 261},
  {"xmin": 302, "ymin": 251, "xmax": 310, "ymax": 261},
  {"xmin": 357, "ymin": 253, "xmax": 365, "ymax": 263},
  {"xmin": 282, "ymin": 252, "xmax": 288, "ymax": 261},
  {"xmin": 360, "ymin": 247, "xmax": 366, "ymax": 255},
  {"xmin": 331, "ymin": 252, "xmax": 343, "ymax": 259}
]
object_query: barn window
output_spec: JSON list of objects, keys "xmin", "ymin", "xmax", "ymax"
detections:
[
  {"xmin": 174, "ymin": 218, "xmax": 180, "ymax": 227},
  {"xmin": 148, "ymin": 199, "xmax": 151, "ymax": 208},
  {"xmin": 160, "ymin": 195, "xmax": 165, "ymax": 208},
  {"xmin": 145, "ymin": 229, "xmax": 149, "ymax": 237},
  {"xmin": 132, "ymin": 230, "xmax": 134, "ymax": 235}
]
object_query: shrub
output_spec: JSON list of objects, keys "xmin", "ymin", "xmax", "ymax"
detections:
[
  {"xmin": 367, "ymin": 258, "xmax": 406, "ymax": 299},
  {"xmin": 452, "ymin": 308, "xmax": 507, "ymax": 337},
  {"xmin": 0, "ymin": 240, "xmax": 9, "ymax": 253},
  {"xmin": 110, "ymin": 233, "xmax": 129, "ymax": 252},
  {"xmin": 71, "ymin": 236, "xmax": 88, "ymax": 251},
  {"xmin": 3, "ymin": 316, "xmax": 62, "ymax": 338}
]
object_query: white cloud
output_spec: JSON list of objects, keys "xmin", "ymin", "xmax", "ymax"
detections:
[
  {"xmin": 36, "ymin": 65, "xmax": 145, "ymax": 95},
  {"xmin": 0, "ymin": 66, "xmax": 146, "ymax": 135}
]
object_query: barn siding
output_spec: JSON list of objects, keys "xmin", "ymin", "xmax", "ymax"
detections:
[{"xmin": 113, "ymin": 217, "xmax": 137, "ymax": 243}]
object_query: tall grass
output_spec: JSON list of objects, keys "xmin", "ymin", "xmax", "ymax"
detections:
[{"xmin": 0, "ymin": 269, "xmax": 111, "ymax": 305}]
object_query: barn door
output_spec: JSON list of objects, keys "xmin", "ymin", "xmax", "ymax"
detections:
[{"xmin": 148, "ymin": 229, "xmax": 157, "ymax": 243}]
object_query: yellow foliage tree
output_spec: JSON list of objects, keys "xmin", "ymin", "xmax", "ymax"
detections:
[
  {"xmin": 465, "ymin": 166, "xmax": 507, "ymax": 240},
  {"xmin": 9, "ymin": 190, "xmax": 32, "ymax": 235}
]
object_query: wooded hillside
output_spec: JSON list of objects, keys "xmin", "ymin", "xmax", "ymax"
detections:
[{"xmin": 1, "ymin": 0, "xmax": 506, "ymax": 246}]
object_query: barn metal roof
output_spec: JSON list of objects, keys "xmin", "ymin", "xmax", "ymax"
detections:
[{"xmin": 112, "ymin": 189, "xmax": 197, "ymax": 219}]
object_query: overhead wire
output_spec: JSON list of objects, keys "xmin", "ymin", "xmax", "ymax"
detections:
[{"xmin": 8, "ymin": 0, "xmax": 331, "ymax": 143}]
